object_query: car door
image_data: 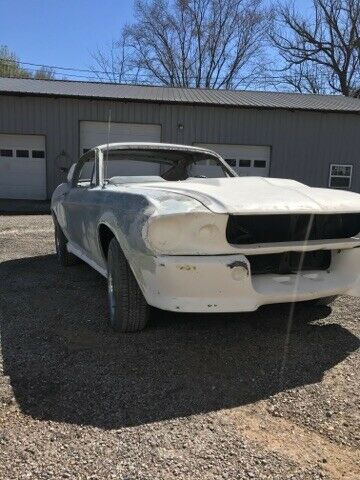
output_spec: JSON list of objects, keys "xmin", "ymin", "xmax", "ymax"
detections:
[{"xmin": 61, "ymin": 151, "xmax": 99, "ymax": 255}]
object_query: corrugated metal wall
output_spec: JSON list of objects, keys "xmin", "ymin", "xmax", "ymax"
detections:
[{"xmin": 0, "ymin": 94, "xmax": 359, "ymax": 197}]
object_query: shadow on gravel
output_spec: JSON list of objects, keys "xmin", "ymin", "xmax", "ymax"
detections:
[
  {"xmin": 0, "ymin": 199, "xmax": 50, "ymax": 215},
  {"xmin": 1, "ymin": 254, "xmax": 359, "ymax": 429}
]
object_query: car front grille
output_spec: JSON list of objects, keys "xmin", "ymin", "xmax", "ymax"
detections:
[
  {"xmin": 246, "ymin": 250, "xmax": 331, "ymax": 275},
  {"xmin": 226, "ymin": 213, "xmax": 360, "ymax": 245}
]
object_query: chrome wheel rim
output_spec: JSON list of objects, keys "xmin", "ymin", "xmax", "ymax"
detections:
[{"xmin": 107, "ymin": 272, "xmax": 116, "ymax": 324}]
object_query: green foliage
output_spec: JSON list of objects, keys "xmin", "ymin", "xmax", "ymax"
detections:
[
  {"xmin": 0, "ymin": 45, "xmax": 29, "ymax": 78},
  {"xmin": 0, "ymin": 45, "xmax": 55, "ymax": 80}
]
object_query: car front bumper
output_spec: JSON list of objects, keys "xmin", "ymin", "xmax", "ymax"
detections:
[{"xmin": 139, "ymin": 248, "xmax": 360, "ymax": 312}]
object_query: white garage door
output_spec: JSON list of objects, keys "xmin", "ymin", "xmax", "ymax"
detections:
[
  {"xmin": 80, "ymin": 121, "xmax": 162, "ymax": 178},
  {"xmin": 0, "ymin": 134, "xmax": 46, "ymax": 200},
  {"xmin": 194, "ymin": 143, "xmax": 270, "ymax": 177},
  {"xmin": 80, "ymin": 121, "xmax": 161, "ymax": 154}
]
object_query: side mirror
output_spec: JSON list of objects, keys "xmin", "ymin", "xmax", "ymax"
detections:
[{"xmin": 66, "ymin": 164, "xmax": 76, "ymax": 184}]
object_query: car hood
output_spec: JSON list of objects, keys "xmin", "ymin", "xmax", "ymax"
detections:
[{"xmin": 128, "ymin": 177, "xmax": 360, "ymax": 214}]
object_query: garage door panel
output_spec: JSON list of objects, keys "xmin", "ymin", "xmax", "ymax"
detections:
[
  {"xmin": 0, "ymin": 185, "xmax": 45, "ymax": 199},
  {"xmin": 0, "ymin": 161, "xmax": 45, "ymax": 185},
  {"xmin": 80, "ymin": 121, "xmax": 161, "ymax": 152},
  {"xmin": 0, "ymin": 134, "xmax": 46, "ymax": 200},
  {"xmin": 0, "ymin": 158, "xmax": 45, "ymax": 172},
  {"xmin": 194, "ymin": 143, "xmax": 270, "ymax": 177},
  {"xmin": 80, "ymin": 121, "xmax": 162, "ymax": 178},
  {"xmin": 0, "ymin": 134, "xmax": 44, "ymax": 150}
]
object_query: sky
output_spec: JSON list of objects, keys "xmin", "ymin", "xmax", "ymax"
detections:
[
  {"xmin": 0, "ymin": 0, "xmax": 135, "ymax": 76},
  {"xmin": 0, "ymin": 0, "xmax": 312, "ymax": 80}
]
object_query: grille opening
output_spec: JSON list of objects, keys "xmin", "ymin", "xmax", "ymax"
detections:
[
  {"xmin": 247, "ymin": 250, "xmax": 331, "ymax": 275},
  {"xmin": 226, "ymin": 213, "xmax": 360, "ymax": 245}
]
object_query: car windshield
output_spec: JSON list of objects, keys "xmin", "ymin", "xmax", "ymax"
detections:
[{"xmin": 102, "ymin": 148, "xmax": 235, "ymax": 183}]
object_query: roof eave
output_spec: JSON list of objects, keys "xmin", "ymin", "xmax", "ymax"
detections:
[{"xmin": 0, "ymin": 89, "xmax": 359, "ymax": 114}]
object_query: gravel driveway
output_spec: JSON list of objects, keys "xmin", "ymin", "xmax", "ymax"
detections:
[{"xmin": 0, "ymin": 215, "xmax": 359, "ymax": 479}]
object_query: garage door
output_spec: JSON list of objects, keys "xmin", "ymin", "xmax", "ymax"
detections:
[
  {"xmin": 0, "ymin": 134, "xmax": 46, "ymax": 200},
  {"xmin": 194, "ymin": 143, "xmax": 270, "ymax": 177},
  {"xmin": 80, "ymin": 121, "xmax": 161, "ymax": 154}
]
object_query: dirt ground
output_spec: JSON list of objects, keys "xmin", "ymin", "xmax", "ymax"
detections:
[{"xmin": 0, "ymin": 215, "xmax": 359, "ymax": 480}]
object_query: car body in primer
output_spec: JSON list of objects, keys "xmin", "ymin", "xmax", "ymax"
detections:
[{"xmin": 52, "ymin": 142, "xmax": 360, "ymax": 319}]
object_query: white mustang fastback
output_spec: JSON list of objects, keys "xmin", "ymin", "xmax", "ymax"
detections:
[{"xmin": 52, "ymin": 143, "xmax": 360, "ymax": 332}]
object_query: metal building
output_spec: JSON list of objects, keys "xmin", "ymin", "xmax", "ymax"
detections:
[{"xmin": 1, "ymin": 77, "xmax": 360, "ymax": 200}]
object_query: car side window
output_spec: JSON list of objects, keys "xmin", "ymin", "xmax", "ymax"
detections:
[{"xmin": 74, "ymin": 153, "xmax": 96, "ymax": 188}]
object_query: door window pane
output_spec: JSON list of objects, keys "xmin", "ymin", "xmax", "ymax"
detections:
[
  {"xmin": 254, "ymin": 160, "xmax": 266, "ymax": 168},
  {"xmin": 329, "ymin": 164, "xmax": 352, "ymax": 189},
  {"xmin": 32, "ymin": 150, "xmax": 45, "ymax": 158},
  {"xmin": 225, "ymin": 159, "xmax": 236, "ymax": 167},
  {"xmin": 239, "ymin": 159, "xmax": 251, "ymax": 167},
  {"xmin": 16, "ymin": 150, "xmax": 29, "ymax": 158},
  {"xmin": 77, "ymin": 154, "xmax": 95, "ymax": 187},
  {"xmin": 0, "ymin": 149, "xmax": 12, "ymax": 157},
  {"xmin": 330, "ymin": 177, "xmax": 351, "ymax": 188}
]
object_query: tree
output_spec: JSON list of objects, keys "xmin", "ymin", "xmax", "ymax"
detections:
[
  {"xmin": 271, "ymin": 0, "xmax": 360, "ymax": 97},
  {"xmin": 91, "ymin": 0, "xmax": 270, "ymax": 89},
  {"xmin": 274, "ymin": 62, "xmax": 329, "ymax": 94},
  {"xmin": 33, "ymin": 66, "xmax": 55, "ymax": 80},
  {"xmin": 91, "ymin": 39, "xmax": 140, "ymax": 83},
  {"xmin": 0, "ymin": 45, "xmax": 55, "ymax": 80},
  {"xmin": 0, "ymin": 45, "xmax": 29, "ymax": 78}
]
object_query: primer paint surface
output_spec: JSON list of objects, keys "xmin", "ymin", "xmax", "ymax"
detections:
[{"xmin": 129, "ymin": 177, "xmax": 360, "ymax": 214}]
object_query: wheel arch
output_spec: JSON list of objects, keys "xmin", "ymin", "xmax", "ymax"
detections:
[
  {"xmin": 97, "ymin": 221, "xmax": 152, "ymax": 301},
  {"xmin": 98, "ymin": 223, "xmax": 117, "ymax": 261},
  {"xmin": 97, "ymin": 222, "xmax": 132, "ymax": 263}
]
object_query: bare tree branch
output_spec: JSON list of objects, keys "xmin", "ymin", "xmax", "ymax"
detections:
[
  {"xmin": 90, "ymin": 0, "xmax": 270, "ymax": 89},
  {"xmin": 271, "ymin": 0, "xmax": 360, "ymax": 97}
]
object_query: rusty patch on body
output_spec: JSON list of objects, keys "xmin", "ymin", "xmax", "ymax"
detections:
[
  {"xmin": 227, "ymin": 260, "xmax": 249, "ymax": 278},
  {"xmin": 177, "ymin": 265, "xmax": 196, "ymax": 271},
  {"xmin": 227, "ymin": 260, "xmax": 249, "ymax": 270}
]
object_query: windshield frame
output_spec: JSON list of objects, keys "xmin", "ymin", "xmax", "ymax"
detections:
[{"xmin": 88, "ymin": 144, "xmax": 238, "ymax": 187}]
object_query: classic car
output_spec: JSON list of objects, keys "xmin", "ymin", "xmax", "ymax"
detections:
[{"xmin": 51, "ymin": 142, "xmax": 360, "ymax": 332}]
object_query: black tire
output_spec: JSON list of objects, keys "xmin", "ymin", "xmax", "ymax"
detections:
[
  {"xmin": 54, "ymin": 218, "xmax": 80, "ymax": 266},
  {"xmin": 107, "ymin": 238, "xmax": 149, "ymax": 332}
]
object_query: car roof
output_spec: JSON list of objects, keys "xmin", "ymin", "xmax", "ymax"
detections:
[{"xmin": 95, "ymin": 142, "xmax": 217, "ymax": 155}]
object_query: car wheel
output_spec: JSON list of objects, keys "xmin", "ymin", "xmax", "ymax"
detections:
[
  {"xmin": 107, "ymin": 238, "xmax": 149, "ymax": 332},
  {"xmin": 54, "ymin": 219, "xmax": 80, "ymax": 266}
]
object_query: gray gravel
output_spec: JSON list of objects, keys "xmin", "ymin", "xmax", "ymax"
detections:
[{"xmin": 0, "ymin": 215, "xmax": 359, "ymax": 479}]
